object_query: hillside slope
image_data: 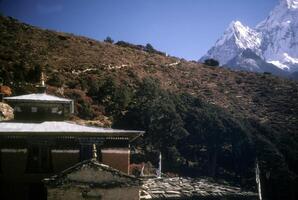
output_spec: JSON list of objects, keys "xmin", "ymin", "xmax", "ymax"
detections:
[
  {"xmin": 0, "ymin": 15, "xmax": 297, "ymax": 134},
  {"xmin": 1, "ymin": 15, "xmax": 298, "ymax": 199}
]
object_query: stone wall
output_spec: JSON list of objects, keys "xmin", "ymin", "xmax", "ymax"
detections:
[
  {"xmin": 47, "ymin": 186, "xmax": 140, "ymax": 200},
  {"xmin": 45, "ymin": 159, "xmax": 141, "ymax": 200}
]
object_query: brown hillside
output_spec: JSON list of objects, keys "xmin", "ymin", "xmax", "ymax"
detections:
[{"xmin": 0, "ymin": 15, "xmax": 297, "ymax": 134}]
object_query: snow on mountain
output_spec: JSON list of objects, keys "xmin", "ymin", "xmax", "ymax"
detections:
[
  {"xmin": 217, "ymin": 21, "xmax": 261, "ymax": 50},
  {"xmin": 286, "ymin": 0, "xmax": 298, "ymax": 9},
  {"xmin": 225, "ymin": 49, "xmax": 288, "ymax": 77},
  {"xmin": 201, "ymin": 21, "xmax": 261, "ymax": 65},
  {"xmin": 257, "ymin": 0, "xmax": 298, "ymax": 29},
  {"xmin": 257, "ymin": 0, "xmax": 298, "ymax": 72},
  {"xmin": 201, "ymin": 0, "xmax": 298, "ymax": 74}
]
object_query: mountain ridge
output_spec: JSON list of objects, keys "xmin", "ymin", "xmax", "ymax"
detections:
[{"xmin": 201, "ymin": 0, "xmax": 298, "ymax": 76}]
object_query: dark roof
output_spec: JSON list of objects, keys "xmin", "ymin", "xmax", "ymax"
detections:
[
  {"xmin": 140, "ymin": 177, "xmax": 258, "ymax": 199},
  {"xmin": 44, "ymin": 159, "xmax": 141, "ymax": 188}
]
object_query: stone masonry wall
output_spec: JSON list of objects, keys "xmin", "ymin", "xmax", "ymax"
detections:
[{"xmin": 47, "ymin": 186, "xmax": 140, "ymax": 200}]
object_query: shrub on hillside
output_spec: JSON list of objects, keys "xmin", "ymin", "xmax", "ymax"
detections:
[
  {"xmin": 47, "ymin": 73, "xmax": 64, "ymax": 87},
  {"xmin": 104, "ymin": 36, "xmax": 114, "ymax": 44},
  {"xmin": 145, "ymin": 43, "xmax": 155, "ymax": 53},
  {"xmin": 64, "ymin": 89, "xmax": 94, "ymax": 119},
  {"xmin": 204, "ymin": 59, "xmax": 220, "ymax": 67},
  {"xmin": 115, "ymin": 41, "xmax": 166, "ymax": 55}
]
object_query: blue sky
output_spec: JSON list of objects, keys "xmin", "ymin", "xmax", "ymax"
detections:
[{"xmin": 0, "ymin": 0, "xmax": 279, "ymax": 60}]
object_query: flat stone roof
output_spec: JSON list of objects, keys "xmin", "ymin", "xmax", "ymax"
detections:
[
  {"xmin": 0, "ymin": 121, "xmax": 144, "ymax": 139},
  {"xmin": 4, "ymin": 93, "xmax": 73, "ymax": 103},
  {"xmin": 140, "ymin": 177, "xmax": 258, "ymax": 199}
]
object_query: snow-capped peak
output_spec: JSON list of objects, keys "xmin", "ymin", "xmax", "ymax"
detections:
[
  {"xmin": 257, "ymin": 0, "xmax": 298, "ymax": 30},
  {"xmin": 201, "ymin": 21, "xmax": 262, "ymax": 65},
  {"xmin": 216, "ymin": 21, "xmax": 261, "ymax": 50},
  {"xmin": 229, "ymin": 20, "xmax": 245, "ymax": 30},
  {"xmin": 284, "ymin": 0, "xmax": 298, "ymax": 9},
  {"xmin": 201, "ymin": 0, "xmax": 298, "ymax": 74},
  {"xmin": 256, "ymin": 0, "xmax": 298, "ymax": 72},
  {"xmin": 215, "ymin": 21, "xmax": 242, "ymax": 46}
]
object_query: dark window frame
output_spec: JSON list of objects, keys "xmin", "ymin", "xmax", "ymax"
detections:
[{"xmin": 26, "ymin": 145, "xmax": 53, "ymax": 173}]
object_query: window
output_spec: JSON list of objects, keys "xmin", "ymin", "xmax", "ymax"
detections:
[
  {"xmin": 31, "ymin": 107, "xmax": 38, "ymax": 113},
  {"xmin": 80, "ymin": 145, "xmax": 93, "ymax": 161},
  {"xmin": 51, "ymin": 107, "xmax": 58, "ymax": 113},
  {"xmin": 51, "ymin": 107, "xmax": 62, "ymax": 115},
  {"xmin": 26, "ymin": 146, "xmax": 53, "ymax": 173},
  {"xmin": 14, "ymin": 106, "xmax": 22, "ymax": 112}
]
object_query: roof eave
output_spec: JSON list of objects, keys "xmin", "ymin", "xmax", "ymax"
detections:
[
  {"xmin": 0, "ymin": 131, "xmax": 144, "ymax": 140},
  {"xmin": 4, "ymin": 99, "xmax": 73, "ymax": 104}
]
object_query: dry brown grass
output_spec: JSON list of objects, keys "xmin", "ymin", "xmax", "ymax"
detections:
[{"xmin": 1, "ymin": 15, "xmax": 297, "ymax": 134}]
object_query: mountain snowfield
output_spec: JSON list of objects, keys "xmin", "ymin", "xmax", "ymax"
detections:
[{"xmin": 201, "ymin": 0, "xmax": 298, "ymax": 77}]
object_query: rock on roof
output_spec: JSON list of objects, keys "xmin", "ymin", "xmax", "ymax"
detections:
[
  {"xmin": 0, "ymin": 102, "xmax": 14, "ymax": 121},
  {"xmin": 4, "ymin": 93, "xmax": 73, "ymax": 103},
  {"xmin": 0, "ymin": 85, "xmax": 12, "ymax": 96},
  {"xmin": 140, "ymin": 177, "xmax": 258, "ymax": 199},
  {"xmin": 44, "ymin": 159, "xmax": 141, "ymax": 188}
]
